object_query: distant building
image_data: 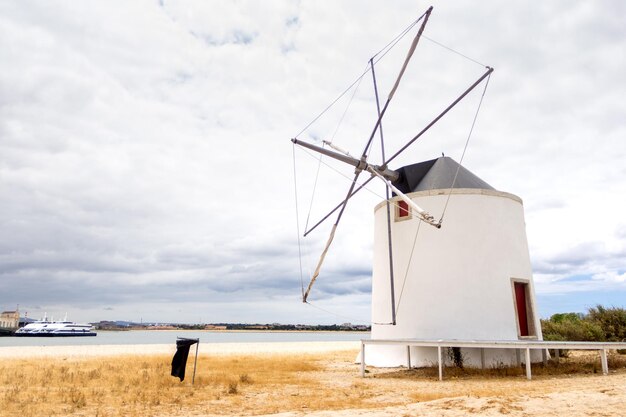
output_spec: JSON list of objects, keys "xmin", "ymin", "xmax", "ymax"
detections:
[
  {"xmin": 204, "ymin": 324, "xmax": 227, "ymax": 330},
  {"xmin": 0, "ymin": 310, "xmax": 19, "ymax": 330}
]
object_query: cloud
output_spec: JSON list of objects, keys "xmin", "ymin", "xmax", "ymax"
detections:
[{"xmin": 1, "ymin": 0, "xmax": 625, "ymax": 323}]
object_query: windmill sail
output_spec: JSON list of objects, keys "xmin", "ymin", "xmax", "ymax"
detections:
[
  {"xmin": 293, "ymin": 6, "xmax": 494, "ymax": 310},
  {"xmin": 298, "ymin": 7, "xmax": 434, "ymax": 303}
]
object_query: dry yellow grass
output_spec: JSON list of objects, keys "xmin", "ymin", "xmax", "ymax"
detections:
[
  {"xmin": 0, "ymin": 349, "xmax": 624, "ymax": 417},
  {"xmin": 0, "ymin": 351, "xmax": 384, "ymax": 417}
]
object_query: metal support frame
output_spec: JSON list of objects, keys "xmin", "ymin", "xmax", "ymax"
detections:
[
  {"xmin": 359, "ymin": 339, "xmax": 626, "ymax": 381},
  {"xmin": 437, "ymin": 346, "xmax": 443, "ymax": 381},
  {"xmin": 480, "ymin": 348, "xmax": 485, "ymax": 369},
  {"xmin": 600, "ymin": 349, "xmax": 608, "ymax": 375},
  {"xmin": 360, "ymin": 341, "xmax": 366, "ymax": 377},
  {"xmin": 407, "ymin": 345, "xmax": 411, "ymax": 368}
]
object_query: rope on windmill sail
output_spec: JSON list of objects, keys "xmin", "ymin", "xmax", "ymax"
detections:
[
  {"xmin": 295, "ymin": 9, "xmax": 441, "ymax": 239},
  {"xmin": 372, "ymin": 198, "xmax": 425, "ymax": 324},
  {"xmin": 329, "ymin": 62, "xmax": 369, "ymax": 145},
  {"xmin": 293, "ymin": 12, "xmax": 427, "ymax": 139},
  {"xmin": 371, "ymin": 9, "xmax": 428, "ymax": 63},
  {"xmin": 372, "ymin": 197, "xmax": 422, "ymax": 326},
  {"xmin": 292, "ymin": 143, "xmax": 306, "ymax": 298},
  {"xmin": 395, "ymin": 217, "xmax": 423, "ymax": 314},
  {"xmin": 298, "ymin": 8, "xmax": 433, "ymax": 303},
  {"xmin": 389, "ymin": 69, "xmax": 491, "ymax": 316},
  {"xmin": 304, "ymin": 150, "xmax": 324, "ymax": 234},
  {"xmin": 304, "ymin": 62, "xmax": 368, "ymax": 233},
  {"xmin": 438, "ymin": 72, "xmax": 492, "ymax": 224},
  {"xmin": 422, "ymin": 35, "xmax": 486, "ymax": 68},
  {"xmin": 304, "ymin": 301, "xmax": 370, "ymax": 326},
  {"xmin": 387, "ymin": 6, "xmax": 432, "ymax": 101}
]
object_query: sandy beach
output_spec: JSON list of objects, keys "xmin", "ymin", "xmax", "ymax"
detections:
[
  {"xmin": 1, "ymin": 342, "xmax": 624, "ymax": 417},
  {"xmin": 0, "ymin": 340, "xmax": 360, "ymax": 359}
]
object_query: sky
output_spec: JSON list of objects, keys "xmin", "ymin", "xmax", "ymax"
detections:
[{"xmin": 0, "ymin": 1, "xmax": 624, "ymax": 325}]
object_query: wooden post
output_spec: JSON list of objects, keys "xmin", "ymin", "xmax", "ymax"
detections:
[
  {"xmin": 360, "ymin": 341, "xmax": 366, "ymax": 377},
  {"xmin": 600, "ymin": 349, "xmax": 608, "ymax": 375},
  {"xmin": 406, "ymin": 345, "xmax": 411, "ymax": 369},
  {"xmin": 515, "ymin": 349, "xmax": 521, "ymax": 367},
  {"xmin": 480, "ymin": 348, "xmax": 485, "ymax": 369},
  {"xmin": 192, "ymin": 340, "xmax": 199, "ymax": 385},
  {"xmin": 437, "ymin": 345, "xmax": 443, "ymax": 381},
  {"xmin": 542, "ymin": 349, "xmax": 548, "ymax": 366},
  {"xmin": 525, "ymin": 348, "xmax": 532, "ymax": 380}
]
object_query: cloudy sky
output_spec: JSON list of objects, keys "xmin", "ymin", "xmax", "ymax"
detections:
[{"xmin": 1, "ymin": 1, "xmax": 624, "ymax": 325}]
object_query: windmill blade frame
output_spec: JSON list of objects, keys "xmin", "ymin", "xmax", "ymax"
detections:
[
  {"xmin": 299, "ymin": 65, "xmax": 493, "ymax": 238},
  {"xmin": 294, "ymin": 6, "xmax": 493, "ymax": 309}
]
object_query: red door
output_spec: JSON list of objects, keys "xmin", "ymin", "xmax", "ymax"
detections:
[{"xmin": 514, "ymin": 282, "xmax": 529, "ymax": 336}]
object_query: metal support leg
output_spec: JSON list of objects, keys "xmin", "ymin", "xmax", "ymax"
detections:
[
  {"xmin": 192, "ymin": 341, "xmax": 199, "ymax": 385},
  {"xmin": 407, "ymin": 345, "xmax": 411, "ymax": 369},
  {"xmin": 480, "ymin": 348, "xmax": 485, "ymax": 369},
  {"xmin": 525, "ymin": 348, "xmax": 532, "ymax": 380},
  {"xmin": 437, "ymin": 346, "xmax": 443, "ymax": 381},
  {"xmin": 542, "ymin": 349, "xmax": 548, "ymax": 366},
  {"xmin": 360, "ymin": 342, "xmax": 365, "ymax": 377},
  {"xmin": 600, "ymin": 349, "xmax": 608, "ymax": 375},
  {"xmin": 555, "ymin": 349, "xmax": 560, "ymax": 363}
]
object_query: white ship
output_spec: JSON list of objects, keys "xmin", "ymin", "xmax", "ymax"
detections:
[{"xmin": 15, "ymin": 314, "xmax": 96, "ymax": 337}]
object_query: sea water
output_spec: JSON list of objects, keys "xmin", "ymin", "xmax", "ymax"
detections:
[{"xmin": 0, "ymin": 330, "xmax": 370, "ymax": 347}]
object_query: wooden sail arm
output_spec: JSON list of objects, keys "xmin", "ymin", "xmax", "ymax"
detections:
[
  {"xmin": 322, "ymin": 140, "xmax": 352, "ymax": 158},
  {"xmin": 302, "ymin": 224, "xmax": 337, "ymax": 303},
  {"xmin": 388, "ymin": 6, "xmax": 432, "ymax": 101},
  {"xmin": 291, "ymin": 138, "xmax": 399, "ymax": 182},
  {"xmin": 297, "ymin": 67, "xmax": 494, "ymax": 238},
  {"xmin": 367, "ymin": 167, "xmax": 441, "ymax": 228}
]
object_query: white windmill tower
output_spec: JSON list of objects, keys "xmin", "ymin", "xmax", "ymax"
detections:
[
  {"xmin": 292, "ymin": 6, "xmax": 543, "ymax": 368},
  {"xmin": 367, "ymin": 156, "xmax": 543, "ymax": 367}
]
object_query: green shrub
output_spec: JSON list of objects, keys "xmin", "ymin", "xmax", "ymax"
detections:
[
  {"xmin": 541, "ymin": 305, "xmax": 626, "ymax": 352},
  {"xmin": 587, "ymin": 305, "xmax": 626, "ymax": 342},
  {"xmin": 548, "ymin": 312, "xmax": 585, "ymax": 323},
  {"xmin": 541, "ymin": 314, "xmax": 604, "ymax": 342}
]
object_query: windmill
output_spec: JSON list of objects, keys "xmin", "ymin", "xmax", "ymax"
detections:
[{"xmin": 292, "ymin": 7, "xmax": 543, "ymax": 367}]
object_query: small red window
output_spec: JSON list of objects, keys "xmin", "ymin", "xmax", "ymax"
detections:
[{"xmin": 398, "ymin": 200, "xmax": 410, "ymax": 218}]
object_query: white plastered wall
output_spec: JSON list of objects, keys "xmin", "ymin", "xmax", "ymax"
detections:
[{"xmin": 367, "ymin": 189, "xmax": 543, "ymax": 367}]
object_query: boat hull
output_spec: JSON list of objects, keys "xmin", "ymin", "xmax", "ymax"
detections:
[{"xmin": 14, "ymin": 332, "xmax": 97, "ymax": 337}]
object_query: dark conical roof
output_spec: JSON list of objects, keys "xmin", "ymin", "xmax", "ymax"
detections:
[{"xmin": 392, "ymin": 156, "xmax": 494, "ymax": 194}]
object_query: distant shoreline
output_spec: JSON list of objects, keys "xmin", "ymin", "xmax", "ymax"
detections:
[{"xmin": 97, "ymin": 328, "xmax": 370, "ymax": 334}]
